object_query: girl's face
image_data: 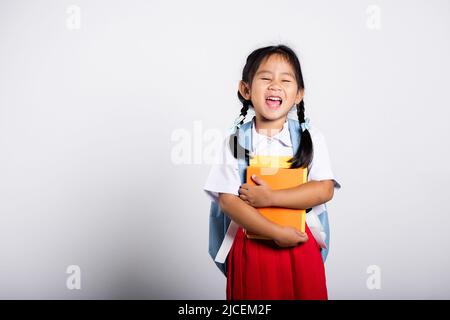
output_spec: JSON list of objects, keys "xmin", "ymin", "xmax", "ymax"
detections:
[{"xmin": 239, "ymin": 54, "xmax": 304, "ymax": 123}]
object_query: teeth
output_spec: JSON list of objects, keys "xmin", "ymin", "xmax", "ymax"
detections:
[{"xmin": 267, "ymin": 97, "xmax": 282, "ymax": 101}]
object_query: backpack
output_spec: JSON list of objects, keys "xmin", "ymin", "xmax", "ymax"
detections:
[{"xmin": 208, "ymin": 118, "xmax": 330, "ymax": 276}]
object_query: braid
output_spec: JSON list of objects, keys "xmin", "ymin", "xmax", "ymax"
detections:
[
  {"xmin": 297, "ymin": 100, "xmax": 306, "ymax": 123},
  {"xmin": 238, "ymin": 102, "xmax": 250, "ymax": 127},
  {"xmin": 288, "ymin": 100, "xmax": 314, "ymax": 168},
  {"xmin": 228, "ymin": 98, "xmax": 251, "ymax": 159}
]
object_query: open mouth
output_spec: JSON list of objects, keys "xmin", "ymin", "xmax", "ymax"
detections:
[{"xmin": 265, "ymin": 96, "xmax": 283, "ymax": 109}]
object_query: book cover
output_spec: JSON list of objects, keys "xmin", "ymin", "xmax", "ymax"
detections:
[{"xmin": 245, "ymin": 165, "xmax": 307, "ymax": 240}]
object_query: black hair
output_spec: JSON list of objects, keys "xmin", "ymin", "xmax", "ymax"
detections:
[{"xmin": 229, "ymin": 44, "xmax": 313, "ymax": 169}]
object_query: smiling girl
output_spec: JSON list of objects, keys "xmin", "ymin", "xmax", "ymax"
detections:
[{"xmin": 204, "ymin": 45, "xmax": 341, "ymax": 300}]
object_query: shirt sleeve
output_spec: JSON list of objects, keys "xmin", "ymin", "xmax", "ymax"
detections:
[
  {"xmin": 307, "ymin": 129, "xmax": 341, "ymax": 190},
  {"xmin": 203, "ymin": 135, "xmax": 241, "ymax": 203}
]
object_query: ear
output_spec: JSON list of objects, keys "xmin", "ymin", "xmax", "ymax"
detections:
[
  {"xmin": 238, "ymin": 80, "xmax": 251, "ymax": 100},
  {"xmin": 295, "ymin": 88, "xmax": 305, "ymax": 105}
]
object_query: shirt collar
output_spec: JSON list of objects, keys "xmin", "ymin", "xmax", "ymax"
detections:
[{"xmin": 251, "ymin": 117, "xmax": 292, "ymax": 147}]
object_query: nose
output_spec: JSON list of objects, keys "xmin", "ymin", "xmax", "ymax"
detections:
[{"xmin": 268, "ymin": 81, "xmax": 282, "ymax": 91}]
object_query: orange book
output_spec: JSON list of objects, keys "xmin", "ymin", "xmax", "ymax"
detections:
[{"xmin": 245, "ymin": 165, "xmax": 307, "ymax": 239}]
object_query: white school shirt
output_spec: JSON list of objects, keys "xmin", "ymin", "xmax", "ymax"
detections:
[{"xmin": 203, "ymin": 117, "xmax": 341, "ymax": 257}]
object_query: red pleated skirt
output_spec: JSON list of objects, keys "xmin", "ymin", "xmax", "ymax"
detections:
[{"xmin": 226, "ymin": 224, "xmax": 328, "ymax": 300}]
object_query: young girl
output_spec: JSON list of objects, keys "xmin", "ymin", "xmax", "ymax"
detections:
[{"xmin": 204, "ymin": 45, "xmax": 341, "ymax": 300}]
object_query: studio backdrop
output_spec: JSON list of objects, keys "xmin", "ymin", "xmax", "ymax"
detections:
[{"xmin": 0, "ymin": 0, "xmax": 449, "ymax": 299}]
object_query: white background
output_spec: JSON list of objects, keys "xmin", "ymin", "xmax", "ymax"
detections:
[{"xmin": 0, "ymin": 0, "xmax": 449, "ymax": 299}]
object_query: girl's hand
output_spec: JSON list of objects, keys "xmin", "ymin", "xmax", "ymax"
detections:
[
  {"xmin": 239, "ymin": 175, "xmax": 273, "ymax": 207},
  {"xmin": 273, "ymin": 226, "xmax": 309, "ymax": 248}
]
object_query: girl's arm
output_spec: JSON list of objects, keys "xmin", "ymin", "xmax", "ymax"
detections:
[
  {"xmin": 219, "ymin": 193, "xmax": 280, "ymax": 238},
  {"xmin": 270, "ymin": 180, "xmax": 334, "ymax": 209},
  {"xmin": 218, "ymin": 193, "xmax": 308, "ymax": 247},
  {"xmin": 239, "ymin": 177, "xmax": 334, "ymax": 210}
]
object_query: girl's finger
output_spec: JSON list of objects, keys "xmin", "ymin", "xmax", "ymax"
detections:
[{"xmin": 239, "ymin": 187, "xmax": 248, "ymax": 195}]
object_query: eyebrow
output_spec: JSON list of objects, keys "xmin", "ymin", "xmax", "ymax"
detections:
[{"xmin": 255, "ymin": 70, "xmax": 295, "ymax": 78}]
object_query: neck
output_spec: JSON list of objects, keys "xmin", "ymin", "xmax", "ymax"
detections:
[{"xmin": 254, "ymin": 115, "xmax": 287, "ymax": 137}]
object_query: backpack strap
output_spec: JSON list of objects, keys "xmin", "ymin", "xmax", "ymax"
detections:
[
  {"xmin": 208, "ymin": 119, "xmax": 253, "ymax": 276},
  {"xmin": 317, "ymin": 204, "xmax": 330, "ymax": 261},
  {"xmin": 289, "ymin": 118, "xmax": 330, "ymax": 262}
]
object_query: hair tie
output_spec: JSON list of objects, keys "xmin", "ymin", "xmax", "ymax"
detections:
[
  {"xmin": 228, "ymin": 114, "xmax": 245, "ymax": 133},
  {"xmin": 300, "ymin": 117, "xmax": 310, "ymax": 132}
]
